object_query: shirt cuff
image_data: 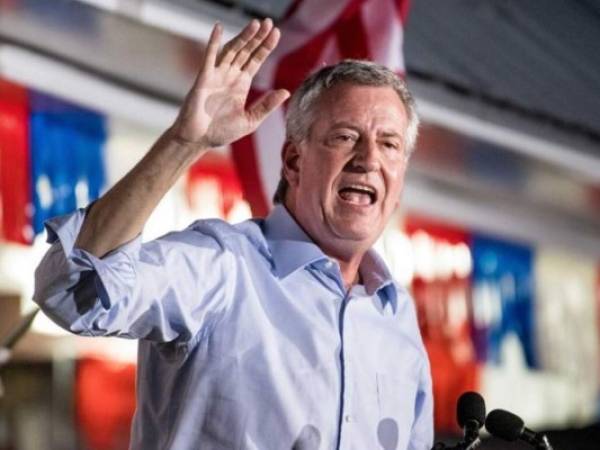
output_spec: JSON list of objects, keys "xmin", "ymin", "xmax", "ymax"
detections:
[
  {"xmin": 35, "ymin": 207, "xmax": 142, "ymax": 333},
  {"xmin": 44, "ymin": 204, "xmax": 142, "ymax": 261}
]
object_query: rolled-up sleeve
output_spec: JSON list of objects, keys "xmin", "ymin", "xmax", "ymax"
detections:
[{"xmin": 33, "ymin": 208, "xmax": 238, "ymax": 344}]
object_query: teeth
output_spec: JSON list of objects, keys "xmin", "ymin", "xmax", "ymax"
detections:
[
  {"xmin": 339, "ymin": 183, "xmax": 377, "ymax": 205},
  {"xmin": 344, "ymin": 184, "xmax": 374, "ymax": 194}
]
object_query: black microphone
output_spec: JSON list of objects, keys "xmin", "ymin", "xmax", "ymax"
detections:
[
  {"xmin": 431, "ymin": 392, "xmax": 485, "ymax": 450},
  {"xmin": 485, "ymin": 409, "xmax": 554, "ymax": 450},
  {"xmin": 456, "ymin": 391, "xmax": 485, "ymax": 449}
]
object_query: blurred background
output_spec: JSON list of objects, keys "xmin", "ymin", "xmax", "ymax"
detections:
[{"xmin": 1, "ymin": 0, "xmax": 599, "ymax": 449}]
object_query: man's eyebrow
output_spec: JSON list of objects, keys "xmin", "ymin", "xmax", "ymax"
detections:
[
  {"xmin": 328, "ymin": 122, "xmax": 361, "ymax": 131},
  {"xmin": 326, "ymin": 123, "xmax": 404, "ymax": 137},
  {"xmin": 378, "ymin": 130, "xmax": 403, "ymax": 138}
]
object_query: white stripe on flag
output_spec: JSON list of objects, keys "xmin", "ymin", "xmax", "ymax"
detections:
[
  {"xmin": 319, "ymin": 33, "xmax": 343, "ymax": 68},
  {"xmin": 254, "ymin": 106, "xmax": 287, "ymax": 200},
  {"xmin": 361, "ymin": 0, "xmax": 405, "ymax": 72}
]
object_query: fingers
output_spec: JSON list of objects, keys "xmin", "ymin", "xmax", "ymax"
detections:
[
  {"xmin": 201, "ymin": 23, "xmax": 222, "ymax": 72},
  {"xmin": 216, "ymin": 18, "xmax": 280, "ymax": 77},
  {"xmin": 243, "ymin": 26, "xmax": 281, "ymax": 77},
  {"xmin": 247, "ymin": 89, "xmax": 290, "ymax": 127},
  {"xmin": 231, "ymin": 18, "xmax": 273, "ymax": 68},
  {"xmin": 217, "ymin": 19, "xmax": 261, "ymax": 66}
]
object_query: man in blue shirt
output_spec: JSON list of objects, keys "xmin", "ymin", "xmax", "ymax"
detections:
[{"xmin": 34, "ymin": 18, "xmax": 433, "ymax": 449}]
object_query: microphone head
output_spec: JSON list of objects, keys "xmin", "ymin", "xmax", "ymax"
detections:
[
  {"xmin": 485, "ymin": 409, "xmax": 525, "ymax": 441},
  {"xmin": 457, "ymin": 391, "xmax": 486, "ymax": 429}
]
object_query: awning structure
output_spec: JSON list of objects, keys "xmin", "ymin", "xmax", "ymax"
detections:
[
  {"xmin": 0, "ymin": 0, "xmax": 599, "ymax": 256},
  {"xmin": 406, "ymin": 0, "xmax": 600, "ymax": 142}
]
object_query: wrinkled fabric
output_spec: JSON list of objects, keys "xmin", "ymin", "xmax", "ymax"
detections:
[{"xmin": 34, "ymin": 205, "xmax": 433, "ymax": 450}]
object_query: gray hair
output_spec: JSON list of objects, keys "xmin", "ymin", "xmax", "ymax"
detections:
[{"xmin": 273, "ymin": 59, "xmax": 419, "ymax": 204}]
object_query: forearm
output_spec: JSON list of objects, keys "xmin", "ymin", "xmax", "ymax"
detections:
[{"xmin": 75, "ymin": 128, "xmax": 206, "ymax": 257}]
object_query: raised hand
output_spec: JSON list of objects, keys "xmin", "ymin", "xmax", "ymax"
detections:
[
  {"xmin": 171, "ymin": 19, "xmax": 290, "ymax": 149},
  {"xmin": 75, "ymin": 20, "xmax": 289, "ymax": 257}
]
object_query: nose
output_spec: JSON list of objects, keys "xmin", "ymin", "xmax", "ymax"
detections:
[{"xmin": 347, "ymin": 137, "xmax": 380, "ymax": 173}]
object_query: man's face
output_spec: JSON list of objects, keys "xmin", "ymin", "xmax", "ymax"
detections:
[{"xmin": 285, "ymin": 83, "xmax": 410, "ymax": 256}]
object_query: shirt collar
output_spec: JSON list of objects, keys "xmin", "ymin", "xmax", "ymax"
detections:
[
  {"xmin": 263, "ymin": 205, "xmax": 399, "ymax": 311},
  {"xmin": 359, "ymin": 249, "xmax": 399, "ymax": 312},
  {"xmin": 263, "ymin": 205, "xmax": 327, "ymax": 278}
]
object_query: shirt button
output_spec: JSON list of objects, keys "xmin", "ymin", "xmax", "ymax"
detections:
[
  {"xmin": 324, "ymin": 260, "xmax": 333, "ymax": 268},
  {"xmin": 344, "ymin": 414, "xmax": 352, "ymax": 423}
]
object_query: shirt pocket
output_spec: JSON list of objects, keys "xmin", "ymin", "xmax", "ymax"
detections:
[{"xmin": 376, "ymin": 372, "xmax": 418, "ymax": 446}]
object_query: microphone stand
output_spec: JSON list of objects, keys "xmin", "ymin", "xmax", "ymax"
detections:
[{"xmin": 533, "ymin": 434, "xmax": 553, "ymax": 450}]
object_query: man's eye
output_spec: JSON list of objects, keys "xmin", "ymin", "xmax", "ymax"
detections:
[
  {"xmin": 383, "ymin": 141, "xmax": 399, "ymax": 150},
  {"xmin": 336, "ymin": 134, "xmax": 355, "ymax": 142}
]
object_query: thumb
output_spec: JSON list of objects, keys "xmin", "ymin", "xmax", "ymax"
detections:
[{"xmin": 247, "ymin": 89, "xmax": 290, "ymax": 127}]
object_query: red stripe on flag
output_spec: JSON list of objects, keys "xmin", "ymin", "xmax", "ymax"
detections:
[
  {"xmin": 231, "ymin": 89, "xmax": 270, "ymax": 217},
  {"xmin": 395, "ymin": 0, "xmax": 411, "ymax": 23},
  {"xmin": 273, "ymin": 30, "xmax": 332, "ymax": 94},
  {"xmin": 231, "ymin": 134, "xmax": 270, "ymax": 217},
  {"xmin": 336, "ymin": 5, "xmax": 371, "ymax": 60}
]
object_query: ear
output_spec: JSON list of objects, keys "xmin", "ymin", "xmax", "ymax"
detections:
[{"xmin": 281, "ymin": 140, "xmax": 302, "ymax": 187}]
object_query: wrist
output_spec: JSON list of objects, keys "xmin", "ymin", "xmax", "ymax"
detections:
[{"xmin": 164, "ymin": 126, "xmax": 211, "ymax": 155}]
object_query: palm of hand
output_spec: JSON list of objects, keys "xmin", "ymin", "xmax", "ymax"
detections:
[{"xmin": 189, "ymin": 68, "xmax": 253, "ymax": 147}]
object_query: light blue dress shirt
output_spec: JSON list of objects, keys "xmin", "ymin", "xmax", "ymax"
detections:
[{"xmin": 34, "ymin": 204, "xmax": 433, "ymax": 450}]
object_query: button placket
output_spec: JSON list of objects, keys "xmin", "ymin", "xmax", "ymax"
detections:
[{"xmin": 338, "ymin": 295, "xmax": 355, "ymax": 449}]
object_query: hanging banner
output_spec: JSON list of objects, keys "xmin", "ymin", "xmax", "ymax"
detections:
[
  {"xmin": 76, "ymin": 357, "xmax": 136, "ymax": 450},
  {"xmin": 29, "ymin": 92, "xmax": 106, "ymax": 235},
  {"xmin": 471, "ymin": 235, "xmax": 536, "ymax": 368},
  {"xmin": 186, "ymin": 151, "xmax": 245, "ymax": 221},
  {"xmin": 534, "ymin": 250, "xmax": 599, "ymax": 425},
  {"xmin": 405, "ymin": 215, "xmax": 479, "ymax": 432},
  {"xmin": 0, "ymin": 78, "xmax": 32, "ymax": 244}
]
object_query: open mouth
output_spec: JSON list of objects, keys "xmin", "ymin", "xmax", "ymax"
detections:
[{"xmin": 338, "ymin": 183, "xmax": 377, "ymax": 206}]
